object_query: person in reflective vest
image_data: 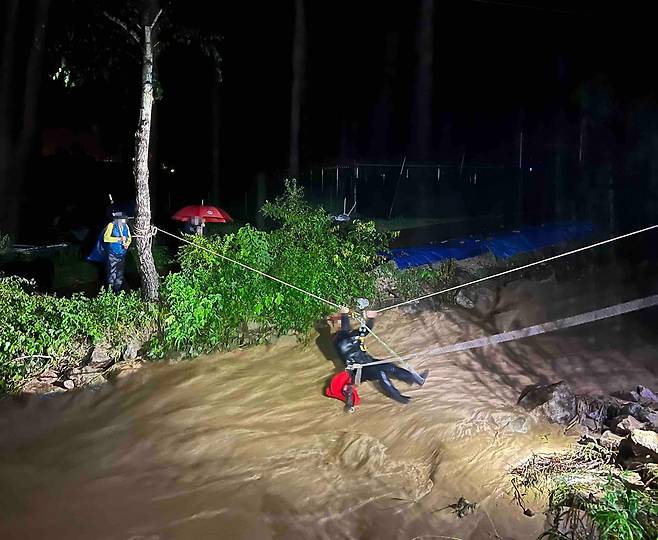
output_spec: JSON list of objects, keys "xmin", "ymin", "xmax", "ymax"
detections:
[
  {"xmin": 333, "ymin": 307, "xmax": 428, "ymax": 404},
  {"xmin": 103, "ymin": 213, "xmax": 131, "ymax": 293}
]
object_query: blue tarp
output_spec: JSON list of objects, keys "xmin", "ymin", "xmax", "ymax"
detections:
[
  {"xmin": 87, "ymin": 228, "xmax": 108, "ymax": 263},
  {"xmin": 388, "ymin": 221, "xmax": 595, "ymax": 269}
]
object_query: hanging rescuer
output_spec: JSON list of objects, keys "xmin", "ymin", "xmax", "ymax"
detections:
[{"xmin": 326, "ymin": 299, "xmax": 428, "ymax": 411}]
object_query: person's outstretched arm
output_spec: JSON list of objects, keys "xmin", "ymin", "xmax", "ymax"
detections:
[
  {"xmin": 339, "ymin": 306, "xmax": 351, "ymax": 334},
  {"xmin": 365, "ymin": 310, "xmax": 377, "ymax": 331}
]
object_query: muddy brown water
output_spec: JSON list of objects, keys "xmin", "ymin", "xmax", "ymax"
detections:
[{"xmin": 2, "ymin": 272, "xmax": 658, "ymax": 540}]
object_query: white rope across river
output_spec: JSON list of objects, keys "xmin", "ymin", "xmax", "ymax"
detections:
[
  {"xmin": 375, "ymin": 224, "xmax": 658, "ymax": 313},
  {"xmin": 385, "ymin": 293, "xmax": 658, "ymax": 364},
  {"xmin": 153, "ymin": 224, "xmax": 658, "ymax": 369}
]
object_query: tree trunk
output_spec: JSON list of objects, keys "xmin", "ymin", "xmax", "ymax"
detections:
[
  {"xmin": 146, "ymin": 0, "xmax": 160, "ymax": 221},
  {"xmin": 289, "ymin": 0, "xmax": 305, "ymax": 178},
  {"xmin": 148, "ymin": 102, "xmax": 159, "ymax": 220},
  {"xmin": 0, "ymin": 0, "xmax": 19, "ymax": 130},
  {"xmin": 517, "ymin": 130, "xmax": 524, "ymax": 224},
  {"xmin": 1, "ymin": 0, "xmax": 50, "ymax": 238},
  {"xmin": 649, "ymin": 132, "xmax": 658, "ymax": 225},
  {"xmin": 133, "ymin": 15, "xmax": 160, "ymax": 301},
  {"xmin": 0, "ymin": 0, "xmax": 19, "ymax": 235},
  {"xmin": 256, "ymin": 172, "xmax": 266, "ymax": 229},
  {"xmin": 210, "ymin": 74, "xmax": 221, "ymax": 203},
  {"xmin": 411, "ymin": 0, "xmax": 434, "ymax": 159},
  {"xmin": 554, "ymin": 115, "xmax": 565, "ymax": 220},
  {"xmin": 369, "ymin": 31, "xmax": 398, "ymax": 158},
  {"xmin": 577, "ymin": 116, "xmax": 587, "ymax": 220}
]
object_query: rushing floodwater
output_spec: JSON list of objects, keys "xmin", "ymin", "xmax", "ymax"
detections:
[{"xmin": 2, "ymin": 272, "xmax": 658, "ymax": 540}]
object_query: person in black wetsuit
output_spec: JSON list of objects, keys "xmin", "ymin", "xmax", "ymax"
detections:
[{"xmin": 334, "ymin": 306, "xmax": 428, "ymax": 404}]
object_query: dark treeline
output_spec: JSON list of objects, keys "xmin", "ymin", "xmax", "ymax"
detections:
[{"xmin": 1, "ymin": 0, "xmax": 657, "ymax": 242}]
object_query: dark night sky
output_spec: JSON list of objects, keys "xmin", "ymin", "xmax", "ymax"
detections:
[
  {"xmin": 42, "ymin": 0, "xmax": 649, "ymax": 171},
  {"xmin": 4, "ymin": 0, "xmax": 658, "ymax": 236}
]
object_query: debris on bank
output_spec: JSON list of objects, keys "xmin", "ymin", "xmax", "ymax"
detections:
[
  {"xmin": 20, "ymin": 338, "xmax": 150, "ymax": 394},
  {"xmin": 512, "ymin": 382, "xmax": 658, "ymax": 538}
]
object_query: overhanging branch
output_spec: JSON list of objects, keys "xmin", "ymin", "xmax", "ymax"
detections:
[
  {"xmin": 103, "ymin": 11, "xmax": 140, "ymax": 44},
  {"xmin": 151, "ymin": 8, "xmax": 163, "ymax": 29}
]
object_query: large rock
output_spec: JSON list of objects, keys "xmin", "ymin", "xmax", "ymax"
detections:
[
  {"xmin": 610, "ymin": 414, "xmax": 644, "ymax": 436},
  {"xmin": 638, "ymin": 385, "xmax": 658, "ymax": 404},
  {"xmin": 69, "ymin": 367, "xmax": 103, "ymax": 388},
  {"xmin": 620, "ymin": 429, "xmax": 658, "ymax": 463},
  {"xmin": 613, "ymin": 385, "xmax": 658, "ymax": 405},
  {"xmin": 21, "ymin": 370, "xmax": 66, "ymax": 394},
  {"xmin": 88, "ymin": 343, "xmax": 113, "ymax": 369},
  {"xmin": 631, "ymin": 429, "xmax": 658, "ymax": 456},
  {"xmin": 599, "ymin": 430, "xmax": 624, "ymax": 449},
  {"xmin": 582, "ymin": 417, "xmax": 598, "ymax": 432},
  {"xmin": 454, "ymin": 290, "xmax": 475, "ymax": 309},
  {"xmin": 122, "ymin": 338, "xmax": 144, "ymax": 361},
  {"xmin": 466, "ymin": 286, "xmax": 498, "ymax": 312},
  {"xmin": 612, "ymin": 389, "xmax": 641, "ymax": 402},
  {"xmin": 616, "ymin": 402, "xmax": 657, "ymax": 424},
  {"xmin": 644, "ymin": 411, "xmax": 658, "ymax": 431},
  {"xmin": 580, "ymin": 395, "xmax": 624, "ymax": 420},
  {"xmin": 517, "ymin": 381, "xmax": 577, "ymax": 425}
]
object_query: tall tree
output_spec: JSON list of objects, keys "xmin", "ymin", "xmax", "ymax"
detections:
[
  {"xmin": 210, "ymin": 74, "xmax": 221, "ymax": 204},
  {"xmin": 101, "ymin": 1, "xmax": 163, "ymax": 300},
  {"xmin": 0, "ymin": 0, "xmax": 20, "ymax": 234},
  {"xmin": 0, "ymin": 0, "xmax": 51, "ymax": 237},
  {"xmin": 289, "ymin": 0, "xmax": 306, "ymax": 178},
  {"xmin": 369, "ymin": 31, "xmax": 399, "ymax": 158},
  {"xmin": 132, "ymin": 0, "xmax": 161, "ymax": 300},
  {"xmin": 411, "ymin": 0, "xmax": 434, "ymax": 159},
  {"xmin": 553, "ymin": 56, "xmax": 567, "ymax": 220},
  {"xmin": 50, "ymin": 0, "xmax": 221, "ymax": 300},
  {"xmin": 0, "ymin": 0, "xmax": 19, "ymax": 145}
]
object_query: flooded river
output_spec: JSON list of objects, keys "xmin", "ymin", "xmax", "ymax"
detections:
[{"xmin": 2, "ymin": 271, "xmax": 658, "ymax": 539}]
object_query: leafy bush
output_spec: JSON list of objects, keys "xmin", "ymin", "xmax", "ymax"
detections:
[
  {"xmin": 158, "ymin": 181, "xmax": 391, "ymax": 355},
  {"xmin": 512, "ymin": 443, "xmax": 658, "ymax": 540},
  {"xmin": 0, "ymin": 182, "xmax": 394, "ymax": 389},
  {"xmin": 542, "ymin": 477, "xmax": 658, "ymax": 540},
  {"xmin": 0, "ymin": 276, "xmax": 156, "ymax": 393},
  {"xmin": 587, "ymin": 479, "xmax": 658, "ymax": 539}
]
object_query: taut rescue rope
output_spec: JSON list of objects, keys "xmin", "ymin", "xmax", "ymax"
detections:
[
  {"xmin": 153, "ymin": 226, "xmax": 418, "ymax": 373},
  {"xmin": 375, "ymin": 224, "xmax": 658, "ymax": 313},
  {"xmin": 151, "ymin": 223, "xmax": 658, "ymax": 371}
]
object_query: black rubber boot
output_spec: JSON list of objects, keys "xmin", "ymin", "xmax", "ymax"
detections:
[{"xmin": 415, "ymin": 369, "xmax": 430, "ymax": 386}]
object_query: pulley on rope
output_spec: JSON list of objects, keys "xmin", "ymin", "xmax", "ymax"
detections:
[{"xmin": 332, "ymin": 185, "xmax": 357, "ymax": 223}]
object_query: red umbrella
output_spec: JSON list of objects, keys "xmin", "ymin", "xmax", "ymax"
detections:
[{"xmin": 172, "ymin": 204, "xmax": 233, "ymax": 223}]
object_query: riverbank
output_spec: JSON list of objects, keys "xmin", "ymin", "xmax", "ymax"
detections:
[
  {"xmin": 2, "ymin": 250, "xmax": 658, "ymax": 538},
  {"xmin": 9, "ymin": 227, "xmax": 644, "ymax": 398}
]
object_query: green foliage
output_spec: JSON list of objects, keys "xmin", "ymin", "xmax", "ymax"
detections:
[
  {"xmin": 587, "ymin": 479, "xmax": 658, "ymax": 539},
  {"xmin": 133, "ymin": 244, "xmax": 173, "ymax": 275},
  {"xmin": 544, "ymin": 478, "xmax": 658, "ymax": 540},
  {"xmin": 0, "ymin": 276, "xmax": 156, "ymax": 393},
  {"xmin": 1, "ymin": 183, "xmax": 392, "ymax": 388},
  {"xmin": 515, "ymin": 445, "xmax": 658, "ymax": 540},
  {"xmin": 158, "ymin": 181, "xmax": 391, "ymax": 355}
]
